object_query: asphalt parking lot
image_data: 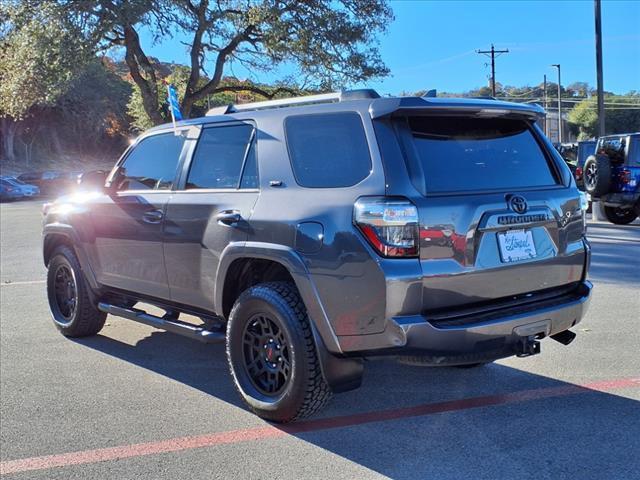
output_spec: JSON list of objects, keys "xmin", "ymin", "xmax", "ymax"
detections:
[{"xmin": 1, "ymin": 199, "xmax": 639, "ymax": 479}]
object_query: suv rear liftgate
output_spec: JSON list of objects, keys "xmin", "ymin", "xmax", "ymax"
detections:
[{"xmin": 369, "ymin": 102, "xmax": 590, "ymax": 360}]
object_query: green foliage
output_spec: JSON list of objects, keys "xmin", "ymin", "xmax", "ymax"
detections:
[
  {"xmin": 568, "ymin": 99, "xmax": 598, "ymax": 139},
  {"xmin": 569, "ymin": 95, "xmax": 640, "ymax": 139},
  {"xmin": 57, "ymin": 0, "xmax": 393, "ymax": 122},
  {"xmin": 126, "ymin": 65, "xmax": 232, "ymax": 131},
  {"xmin": 126, "ymin": 64, "xmax": 304, "ymax": 132},
  {"xmin": 0, "ymin": 2, "xmax": 92, "ymax": 119},
  {"xmin": 56, "ymin": 60, "xmax": 132, "ymax": 144}
]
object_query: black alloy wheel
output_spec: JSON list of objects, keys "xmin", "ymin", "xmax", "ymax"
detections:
[
  {"xmin": 242, "ymin": 313, "xmax": 292, "ymax": 396},
  {"xmin": 226, "ymin": 282, "xmax": 332, "ymax": 422},
  {"xmin": 52, "ymin": 264, "xmax": 77, "ymax": 323},
  {"xmin": 47, "ymin": 245, "xmax": 106, "ymax": 337}
]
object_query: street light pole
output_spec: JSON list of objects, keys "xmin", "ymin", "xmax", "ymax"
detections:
[
  {"xmin": 595, "ymin": 0, "xmax": 605, "ymax": 137},
  {"xmin": 543, "ymin": 74, "xmax": 548, "ymax": 137},
  {"xmin": 551, "ymin": 64, "xmax": 562, "ymax": 144}
]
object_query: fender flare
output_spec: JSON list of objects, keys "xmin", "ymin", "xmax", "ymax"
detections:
[
  {"xmin": 43, "ymin": 223, "xmax": 101, "ymax": 292},
  {"xmin": 216, "ymin": 242, "xmax": 363, "ymax": 393}
]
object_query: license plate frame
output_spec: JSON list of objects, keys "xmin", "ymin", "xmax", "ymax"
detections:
[{"xmin": 497, "ymin": 229, "xmax": 537, "ymax": 263}]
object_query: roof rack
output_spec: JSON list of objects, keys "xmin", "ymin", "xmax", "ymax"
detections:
[{"xmin": 206, "ymin": 89, "xmax": 380, "ymax": 116}]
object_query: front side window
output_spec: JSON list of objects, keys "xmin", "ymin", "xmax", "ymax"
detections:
[
  {"xmin": 285, "ymin": 113, "xmax": 372, "ymax": 188},
  {"xmin": 186, "ymin": 124, "xmax": 256, "ymax": 189},
  {"xmin": 116, "ymin": 133, "xmax": 186, "ymax": 191},
  {"xmin": 406, "ymin": 116, "xmax": 557, "ymax": 193}
]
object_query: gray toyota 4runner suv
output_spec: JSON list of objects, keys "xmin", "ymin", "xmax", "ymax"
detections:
[{"xmin": 43, "ymin": 90, "xmax": 592, "ymax": 422}]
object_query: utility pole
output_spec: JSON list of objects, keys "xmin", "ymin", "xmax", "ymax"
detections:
[
  {"xmin": 551, "ymin": 64, "xmax": 562, "ymax": 144},
  {"xmin": 476, "ymin": 44, "xmax": 509, "ymax": 97},
  {"xmin": 595, "ymin": 0, "xmax": 605, "ymax": 137}
]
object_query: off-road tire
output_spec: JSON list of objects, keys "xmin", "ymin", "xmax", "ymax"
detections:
[
  {"xmin": 226, "ymin": 281, "xmax": 332, "ymax": 423},
  {"xmin": 583, "ymin": 154, "xmax": 612, "ymax": 196},
  {"xmin": 603, "ymin": 206, "xmax": 638, "ymax": 225},
  {"xmin": 47, "ymin": 245, "xmax": 106, "ymax": 337}
]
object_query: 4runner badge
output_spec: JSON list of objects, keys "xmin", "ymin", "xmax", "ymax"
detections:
[{"xmin": 497, "ymin": 213, "xmax": 548, "ymax": 225}]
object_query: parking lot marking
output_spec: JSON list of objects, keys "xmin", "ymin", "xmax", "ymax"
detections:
[
  {"xmin": 0, "ymin": 280, "xmax": 45, "ymax": 286},
  {"xmin": 1, "ymin": 377, "xmax": 638, "ymax": 475}
]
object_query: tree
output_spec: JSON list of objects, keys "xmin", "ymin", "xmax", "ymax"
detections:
[
  {"xmin": 61, "ymin": 0, "xmax": 393, "ymax": 124},
  {"xmin": 567, "ymin": 98, "xmax": 598, "ymax": 139},
  {"xmin": 0, "ymin": 2, "xmax": 93, "ymax": 160},
  {"xmin": 126, "ymin": 64, "xmax": 300, "ymax": 131},
  {"xmin": 568, "ymin": 94, "xmax": 640, "ymax": 139},
  {"xmin": 566, "ymin": 81, "xmax": 591, "ymax": 98}
]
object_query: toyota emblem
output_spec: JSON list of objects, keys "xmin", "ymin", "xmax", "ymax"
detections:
[{"xmin": 508, "ymin": 195, "xmax": 528, "ymax": 214}]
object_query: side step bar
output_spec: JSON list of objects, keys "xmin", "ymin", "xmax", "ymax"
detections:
[{"xmin": 97, "ymin": 303, "xmax": 225, "ymax": 344}]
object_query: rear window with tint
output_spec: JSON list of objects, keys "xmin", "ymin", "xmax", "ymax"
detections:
[
  {"xmin": 285, "ymin": 113, "xmax": 371, "ymax": 188},
  {"xmin": 407, "ymin": 116, "xmax": 557, "ymax": 193}
]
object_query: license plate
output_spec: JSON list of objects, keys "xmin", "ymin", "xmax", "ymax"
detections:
[{"xmin": 497, "ymin": 229, "xmax": 537, "ymax": 263}]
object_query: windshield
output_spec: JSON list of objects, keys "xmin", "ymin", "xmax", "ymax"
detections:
[{"xmin": 405, "ymin": 116, "xmax": 558, "ymax": 194}]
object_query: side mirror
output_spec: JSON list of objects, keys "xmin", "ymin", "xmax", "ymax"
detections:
[{"xmin": 77, "ymin": 170, "xmax": 109, "ymax": 191}]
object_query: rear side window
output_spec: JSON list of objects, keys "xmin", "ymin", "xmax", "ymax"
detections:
[
  {"xmin": 117, "ymin": 133, "xmax": 186, "ymax": 191},
  {"xmin": 285, "ymin": 113, "xmax": 371, "ymax": 188},
  {"xmin": 186, "ymin": 124, "xmax": 256, "ymax": 189},
  {"xmin": 406, "ymin": 116, "xmax": 557, "ymax": 193}
]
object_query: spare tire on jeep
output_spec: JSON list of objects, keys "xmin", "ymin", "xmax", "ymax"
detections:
[{"xmin": 583, "ymin": 154, "xmax": 612, "ymax": 196}]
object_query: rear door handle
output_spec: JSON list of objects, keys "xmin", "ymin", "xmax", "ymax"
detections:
[
  {"xmin": 142, "ymin": 209, "xmax": 164, "ymax": 224},
  {"xmin": 216, "ymin": 210, "xmax": 242, "ymax": 226}
]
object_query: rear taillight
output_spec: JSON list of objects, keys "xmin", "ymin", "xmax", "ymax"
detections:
[
  {"xmin": 354, "ymin": 197, "xmax": 419, "ymax": 258},
  {"xmin": 575, "ymin": 166, "xmax": 583, "ymax": 181}
]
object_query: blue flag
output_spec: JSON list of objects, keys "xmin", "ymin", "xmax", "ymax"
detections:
[{"xmin": 167, "ymin": 84, "xmax": 183, "ymax": 121}]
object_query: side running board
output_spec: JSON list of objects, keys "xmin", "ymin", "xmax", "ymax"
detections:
[{"xmin": 97, "ymin": 303, "xmax": 225, "ymax": 344}]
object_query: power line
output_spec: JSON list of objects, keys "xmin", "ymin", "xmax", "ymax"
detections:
[{"xmin": 476, "ymin": 44, "xmax": 509, "ymax": 97}]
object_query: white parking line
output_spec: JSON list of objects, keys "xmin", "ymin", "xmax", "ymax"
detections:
[{"xmin": 0, "ymin": 280, "xmax": 46, "ymax": 286}]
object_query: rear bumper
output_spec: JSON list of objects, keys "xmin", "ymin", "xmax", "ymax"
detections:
[
  {"xmin": 599, "ymin": 192, "xmax": 640, "ymax": 208},
  {"xmin": 338, "ymin": 281, "xmax": 592, "ymax": 363}
]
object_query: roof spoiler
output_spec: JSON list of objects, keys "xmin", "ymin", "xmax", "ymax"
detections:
[{"xmin": 369, "ymin": 97, "xmax": 546, "ymax": 120}]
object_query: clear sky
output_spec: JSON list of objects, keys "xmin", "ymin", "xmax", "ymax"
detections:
[{"xmin": 138, "ymin": 0, "xmax": 640, "ymax": 95}]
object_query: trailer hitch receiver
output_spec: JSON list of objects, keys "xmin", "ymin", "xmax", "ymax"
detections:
[{"xmin": 515, "ymin": 335, "xmax": 541, "ymax": 357}]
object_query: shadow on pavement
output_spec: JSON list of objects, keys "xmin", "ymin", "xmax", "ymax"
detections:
[{"xmin": 76, "ymin": 331, "xmax": 640, "ymax": 479}]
